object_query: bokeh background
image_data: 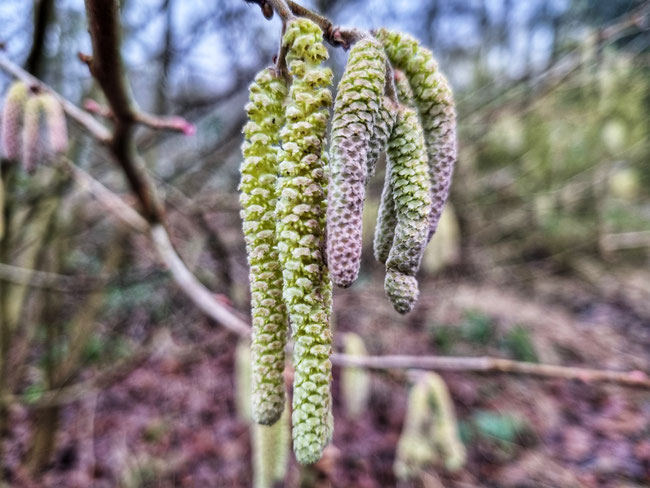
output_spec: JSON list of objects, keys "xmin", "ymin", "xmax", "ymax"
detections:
[{"xmin": 0, "ymin": 0, "xmax": 649, "ymax": 486}]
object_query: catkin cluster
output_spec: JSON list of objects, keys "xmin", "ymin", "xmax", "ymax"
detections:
[
  {"xmin": 374, "ymin": 28, "xmax": 457, "ymax": 241},
  {"xmin": 0, "ymin": 82, "xmax": 68, "ymax": 172},
  {"xmin": 240, "ymin": 17, "xmax": 335, "ymax": 465},
  {"xmin": 239, "ymin": 12, "xmax": 456, "ymax": 466}
]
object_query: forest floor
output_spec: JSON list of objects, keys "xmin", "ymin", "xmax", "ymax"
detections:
[{"xmin": 5, "ymin": 263, "xmax": 650, "ymax": 488}]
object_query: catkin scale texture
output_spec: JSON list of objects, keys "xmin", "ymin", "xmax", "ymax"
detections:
[
  {"xmin": 384, "ymin": 107, "xmax": 432, "ymax": 314},
  {"xmin": 375, "ymin": 29, "xmax": 456, "ymax": 242},
  {"xmin": 1, "ymin": 82, "xmax": 29, "ymax": 160},
  {"xmin": 327, "ymin": 37, "xmax": 386, "ymax": 288},
  {"xmin": 372, "ymin": 97, "xmax": 399, "ymax": 264},
  {"xmin": 276, "ymin": 18, "xmax": 334, "ymax": 465},
  {"xmin": 240, "ymin": 67, "xmax": 289, "ymax": 426}
]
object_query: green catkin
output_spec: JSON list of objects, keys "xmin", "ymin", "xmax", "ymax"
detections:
[
  {"xmin": 275, "ymin": 18, "xmax": 334, "ymax": 465},
  {"xmin": 394, "ymin": 69, "xmax": 415, "ymax": 108},
  {"xmin": 253, "ymin": 401, "xmax": 291, "ymax": 488},
  {"xmin": 340, "ymin": 333, "xmax": 370, "ymax": 420},
  {"xmin": 1, "ymin": 81, "xmax": 29, "ymax": 160},
  {"xmin": 375, "ymin": 29, "xmax": 457, "ymax": 242},
  {"xmin": 394, "ymin": 373, "xmax": 465, "ymax": 480},
  {"xmin": 327, "ymin": 36, "xmax": 387, "ymax": 287},
  {"xmin": 21, "ymin": 95, "xmax": 44, "ymax": 173},
  {"xmin": 384, "ymin": 106, "xmax": 432, "ymax": 314},
  {"xmin": 373, "ymin": 71, "xmax": 413, "ymax": 265},
  {"xmin": 234, "ymin": 340, "xmax": 252, "ymax": 423},
  {"xmin": 424, "ymin": 373, "xmax": 466, "ymax": 472},
  {"xmin": 240, "ymin": 67, "xmax": 289, "ymax": 426},
  {"xmin": 394, "ymin": 375, "xmax": 438, "ymax": 481}
]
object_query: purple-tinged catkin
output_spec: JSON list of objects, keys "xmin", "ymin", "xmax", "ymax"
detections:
[
  {"xmin": 40, "ymin": 94, "xmax": 68, "ymax": 155},
  {"xmin": 1, "ymin": 82, "xmax": 29, "ymax": 160},
  {"xmin": 327, "ymin": 36, "xmax": 386, "ymax": 288}
]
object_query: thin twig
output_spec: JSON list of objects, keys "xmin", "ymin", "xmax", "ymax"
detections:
[
  {"xmin": 330, "ymin": 354, "xmax": 650, "ymax": 389},
  {"xmin": 285, "ymin": 0, "xmax": 362, "ymax": 48},
  {"xmin": 57, "ymin": 157, "xmax": 149, "ymax": 233},
  {"xmin": 266, "ymin": 0, "xmax": 294, "ymax": 22},
  {"xmin": 150, "ymin": 224, "xmax": 251, "ymax": 337},
  {"xmin": 84, "ymin": 98, "xmax": 196, "ymax": 135},
  {"xmin": 6, "ymin": 341, "xmax": 650, "ymax": 409},
  {"xmin": 0, "ymin": 262, "xmax": 105, "ymax": 292}
]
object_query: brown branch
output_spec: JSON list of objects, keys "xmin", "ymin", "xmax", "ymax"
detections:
[
  {"xmin": 285, "ymin": 0, "xmax": 363, "ymax": 48},
  {"xmin": 0, "ymin": 262, "xmax": 105, "ymax": 292},
  {"xmin": 57, "ymin": 157, "xmax": 149, "ymax": 233},
  {"xmin": 84, "ymin": 98, "xmax": 196, "ymax": 135},
  {"xmin": 266, "ymin": 0, "xmax": 294, "ymax": 22},
  {"xmin": 330, "ymin": 354, "xmax": 650, "ymax": 389},
  {"xmin": 149, "ymin": 224, "xmax": 251, "ymax": 337},
  {"xmin": 7, "ymin": 343, "xmax": 650, "ymax": 409},
  {"xmin": 248, "ymin": 0, "xmax": 362, "ymax": 49}
]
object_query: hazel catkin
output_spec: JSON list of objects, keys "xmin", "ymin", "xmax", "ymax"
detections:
[
  {"xmin": 1, "ymin": 81, "xmax": 29, "ymax": 160},
  {"xmin": 374, "ymin": 28, "xmax": 456, "ymax": 242},
  {"xmin": 383, "ymin": 106, "xmax": 432, "ymax": 314},
  {"xmin": 40, "ymin": 93, "xmax": 68, "ymax": 156},
  {"xmin": 372, "ymin": 97, "xmax": 399, "ymax": 265},
  {"xmin": 373, "ymin": 70, "xmax": 416, "ymax": 265},
  {"xmin": 21, "ymin": 94, "xmax": 44, "ymax": 173},
  {"xmin": 240, "ymin": 67, "xmax": 289, "ymax": 426},
  {"xmin": 327, "ymin": 36, "xmax": 387, "ymax": 288},
  {"xmin": 275, "ymin": 17, "xmax": 334, "ymax": 465}
]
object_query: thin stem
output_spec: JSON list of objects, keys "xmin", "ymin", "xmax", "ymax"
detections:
[
  {"xmin": 286, "ymin": 0, "xmax": 363, "ymax": 48},
  {"xmin": 267, "ymin": 0, "xmax": 294, "ymax": 21}
]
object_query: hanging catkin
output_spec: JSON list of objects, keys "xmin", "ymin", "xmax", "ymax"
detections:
[
  {"xmin": 374, "ymin": 29, "xmax": 456, "ymax": 241},
  {"xmin": 327, "ymin": 36, "xmax": 387, "ymax": 288},
  {"xmin": 21, "ymin": 95, "xmax": 44, "ymax": 173},
  {"xmin": 240, "ymin": 67, "xmax": 289, "ymax": 426},
  {"xmin": 373, "ymin": 71, "xmax": 414, "ymax": 265},
  {"xmin": 384, "ymin": 106, "xmax": 432, "ymax": 314},
  {"xmin": 1, "ymin": 81, "xmax": 29, "ymax": 160},
  {"xmin": 275, "ymin": 17, "xmax": 334, "ymax": 464},
  {"xmin": 40, "ymin": 93, "xmax": 68, "ymax": 156}
]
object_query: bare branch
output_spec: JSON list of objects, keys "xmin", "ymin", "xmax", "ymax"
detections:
[
  {"xmin": 331, "ymin": 354, "xmax": 650, "ymax": 389},
  {"xmin": 0, "ymin": 262, "xmax": 105, "ymax": 292},
  {"xmin": 150, "ymin": 224, "xmax": 251, "ymax": 337},
  {"xmin": 57, "ymin": 157, "xmax": 149, "ymax": 233},
  {"xmin": 267, "ymin": 0, "xmax": 294, "ymax": 22}
]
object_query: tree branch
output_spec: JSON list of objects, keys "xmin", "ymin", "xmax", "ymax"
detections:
[
  {"xmin": 330, "ymin": 354, "xmax": 650, "ymax": 389},
  {"xmin": 247, "ymin": 0, "xmax": 363, "ymax": 49}
]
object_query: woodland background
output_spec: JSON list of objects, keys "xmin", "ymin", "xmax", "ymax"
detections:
[{"xmin": 0, "ymin": 0, "xmax": 649, "ymax": 486}]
